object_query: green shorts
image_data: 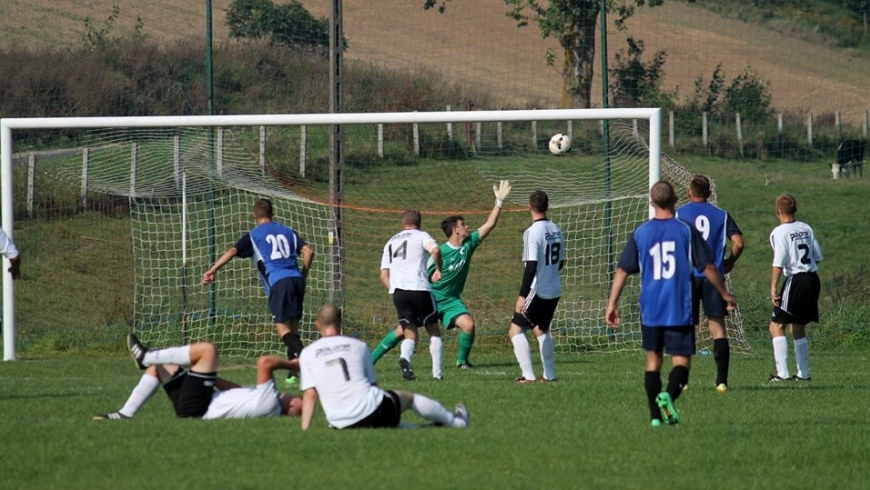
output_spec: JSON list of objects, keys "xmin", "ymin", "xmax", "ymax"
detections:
[{"xmin": 437, "ymin": 296, "xmax": 470, "ymax": 330}]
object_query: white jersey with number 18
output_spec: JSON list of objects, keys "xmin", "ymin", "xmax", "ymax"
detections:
[{"xmin": 523, "ymin": 218, "xmax": 565, "ymax": 299}]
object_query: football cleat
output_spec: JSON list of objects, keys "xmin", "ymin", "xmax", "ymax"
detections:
[
  {"xmin": 127, "ymin": 333, "xmax": 148, "ymax": 370},
  {"xmin": 656, "ymin": 392, "xmax": 681, "ymax": 425},
  {"xmin": 456, "ymin": 362, "xmax": 474, "ymax": 370},
  {"xmin": 791, "ymin": 375, "xmax": 811, "ymax": 381},
  {"xmin": 716, "ymin": 383, "xmax": 728, "ymax": 393},
  {"xmin": 514, "ymin": 376, "xmax": 536, "ymax": 384},
  {"xmin": 92, "ymin": 411, "xmax": 131, "ymax": 421},
  {"xmin": 284, "ymin": 376, "xmax": 298, "ymax": 387},
  {"xmin": 768, "ymin": 374, "xmax": 790, "ymax": 383},
  {"xmin": 453, "ymin": 403, "xmax": 469, "ymax": 428},
  {"xmin": 539, "ymin": 377, "xmax": 558, "ymax": 383},
  {"xmin": 399, "ymin": 358, "xmax": 416, "ymax": 380},
  {"xmin": 650, "ymin": 419, "xmax": 663, "ymax": 428}
]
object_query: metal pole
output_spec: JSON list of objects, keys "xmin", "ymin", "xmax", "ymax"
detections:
[
  {"xmin": 600, "ymin": 0, "xmax": 614, "ymax": 280},
  {"xmin": 329, "ymin": 0, "xmax": 346, "ymax": 307}
]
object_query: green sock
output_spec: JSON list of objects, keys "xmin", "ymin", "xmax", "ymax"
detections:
[
  {"xmin": 372, "ymin": 330, "xmax": 400, "ymax": 364},
  {"xmin": 457, "ymin": 330, "xmax": 475, "ymax": 365}
]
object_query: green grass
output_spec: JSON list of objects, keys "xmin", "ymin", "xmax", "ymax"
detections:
[{"xmin": 2, "ymin": 351, "xmax": 869, "ymax": 489}]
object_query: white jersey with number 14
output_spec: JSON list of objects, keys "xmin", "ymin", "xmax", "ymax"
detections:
[{"xmin": 380, "ymin": 229, "xmax": 437, "ymax": 293}]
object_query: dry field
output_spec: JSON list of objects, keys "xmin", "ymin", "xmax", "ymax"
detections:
[{"xmin": 3, "ymin": 0, "xmax": 869, "ymax": 120}]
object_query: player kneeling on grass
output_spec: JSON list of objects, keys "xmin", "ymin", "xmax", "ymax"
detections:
[
  {"xmin": 93, "ymin": 337, "xmax": 301, "ymax": 420},
  {"xmin": 606, "ymin": 181, "xmax": 736, "ymax": 427},
  {"xmin": 299, "ymin": 304, "xmax": 468, "ymax": 430}
]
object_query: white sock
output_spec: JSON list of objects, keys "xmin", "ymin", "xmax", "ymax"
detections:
[
  {"xmin": 118, "ymin": 373, "xmax": 160, "ymax": 417},
  {"xmin": 411, "ymin": 394, "xmax": 456, "ymax": 426},
  {"xmin": 794, "ymin": 337, "xmax": 810, "ymax": 379},
  {"xmin": 772, "ymin": 336, "xmax": 789, "ymax": 378},
  {"xmin": 537, "ymin": 332, "xmax": 556, "ymax": 380},
  {"xmin": 143, "ymin": 345, "xmax": 191, "ymax": 366},
  {"xmin": 429, "ymin": 336, "xmax": 443, "ymax": 379},
  {"xmin": 400, "ymin": 339, "xmax": 416, "ymax": 363},
  {"xmin": 511, "ymin": 333, "xmax": 536, "ymax": 380}
]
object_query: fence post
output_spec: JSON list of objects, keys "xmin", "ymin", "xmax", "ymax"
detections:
[
  {"xmin": 475, "ymin": 122, "xmax": 482, "ymax": 153},
  {"xmin": 736, "ymin": 112, "xmax": 744, "ymax": 158},
  {"xmin": 497, "ymin": 121, "xmax": 503, "ymax": 151},
  {"xmin": 777, "ymin": 113, "xmax": 783, "ymax": 134},
  {"xmin": 259, "ymin": 126, "xmax": 266, "ymax": 174},
  {"xmin": 567, "ymin": 120, "xmax": 573, "ymax": 139},
  {"xmin": 299, "ymin": 125, "xmax": 307, "ymax": 178},
  {"xmin": 216, "ymin": 128, "xmax": 223, "ymax": 177},
  {"xmin": 807, "ymin": 112, "xmax": 813, "ymax": 146},
  {"xmin": 80, "ymin": 148, "xmax": 89, "ymax": 209},
  {"xmin": 27, "ymin": 153, "xmax": 36, "ymax": 218},
  {"xmin": 446, "ymin": 105, "xmax": 453, "ymax": 141},
  {"xmin": 413, "ymin": 121, "xmax": 420, "ymax": 158},
  {"xmin": 668, "ymin": 111, "xmax": 674, "ymax": 147},
  {"xmin": 531, "ymin": 121, "xmax": 537, "ymax": 150},
  {"xmin": 173, "ymin": 134, "xmax": 181, "ymax": 191},
  {"xmin": 702, "ymin": 112, "xmax": 709, "ymax": 155},
  {"xmin": 130, "ymin": 142, "xmax": 138, "ymax": 197},
  {"xmin": 835, "ymin": 111, "xmax": 841, "ymax": 136},
  {"xmin": 378, "ymin": 124, "xmax": 384, "ymax": 159},
  {"xmin": 863, "ymin": 109, "xmax": 868, "ymax": 138}
]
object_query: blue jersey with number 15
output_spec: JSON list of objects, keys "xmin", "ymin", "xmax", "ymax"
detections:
[
  {"xmin": 234, "ymin": 221, "xmax": 305, "ymax": 295},
  {"xmin": 618, "ymin": 218, "xmax": 714, "ymax": 327}
]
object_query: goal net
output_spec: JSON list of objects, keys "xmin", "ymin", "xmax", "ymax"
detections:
[{"xmin": 1, "ymin": 109, "xmax": 749, "ymax": 359}]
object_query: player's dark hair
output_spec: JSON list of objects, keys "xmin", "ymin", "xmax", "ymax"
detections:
[
  {"xmin": 253, "ymin": 198, "xmax": 274, "ymax": 218},
  {"xmin": 441, "ymin": 215, "xmax": 464, "ymax": 237},
  {"xmin": 775, "ymin": 193, "xmax": 797, "ymax": 216},
  {"xmin": 529, "ymin": 190, "xmax": 549, "ymax": 213},
  {"xmin": 688, "ymin": 175, "xmax": 712, "ymax": 199},
  {"xmin": 402, "ymin": 209, "xmax": 422, "ymax": 228},
  {"xmin": 650, "ymin": 181, "xmax": 678, "ymax": 210}
]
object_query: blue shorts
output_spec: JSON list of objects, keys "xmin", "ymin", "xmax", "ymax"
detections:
[
  {"xmin": 268, "ymin": 276, "xmax": 305, "ymax": 323},
  {"xmin": 641, "ymin": 325, "xmax": 696, "ymax": 356},
  {"xmin": 692, "ymin": 275, "xmax": 727, "ymax": 319}
]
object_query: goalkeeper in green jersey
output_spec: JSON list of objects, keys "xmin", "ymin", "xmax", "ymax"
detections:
[{"xmin": 372, "ymin": 180, "xmax": 512, "ymax": 369}]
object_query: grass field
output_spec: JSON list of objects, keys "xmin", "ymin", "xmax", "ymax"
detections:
[{"xmin": 2, "ymin": 351, "xmax": 870, "ymax": 489}]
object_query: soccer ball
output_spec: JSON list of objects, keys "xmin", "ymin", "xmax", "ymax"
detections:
[{"xmin": 548, "ymin": 133, "xmax": 572, "ymax": 155}]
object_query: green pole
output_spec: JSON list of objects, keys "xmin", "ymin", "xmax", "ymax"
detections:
[
  {"xmin": 206, "ymin": 0, "xmax": 217, "ymax": 322},
  {"xmin": 600, "ymin": 0, "xmax": 614, "ymax": 280}
]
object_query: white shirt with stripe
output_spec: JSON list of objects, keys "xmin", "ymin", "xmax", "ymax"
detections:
[
  {"xmin": 523, "ymin": 218, "xmax": 565, "ymax": 299},
  {"xmin": 769, "ymin": 221, "xmax": 823, "ymax": 276}
]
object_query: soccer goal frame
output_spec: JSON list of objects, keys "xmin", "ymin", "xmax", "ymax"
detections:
[{"xmin": 1, "ymin": 108, "xmax": 661, "ymax": 361}]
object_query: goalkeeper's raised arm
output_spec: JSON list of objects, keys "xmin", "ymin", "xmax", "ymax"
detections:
[{"xmin": 477, "ymin": 179, "xmax": 511, "ymax": 240}]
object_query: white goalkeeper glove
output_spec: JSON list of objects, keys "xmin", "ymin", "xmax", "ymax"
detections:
[{"xmin": 493, "ymin": 180, "xmax": 512, "ymax": 208}]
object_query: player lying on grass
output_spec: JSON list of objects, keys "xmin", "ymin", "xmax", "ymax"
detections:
[
  {"xmin": 300, "ymin": 304, "xmax": 469, "ymax": 430},
  {"xmin": 93, "ymin": 337, "xmax": 301, "ymax": 420}
]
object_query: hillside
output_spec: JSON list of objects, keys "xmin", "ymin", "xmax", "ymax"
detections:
[{"xmin": 3, "ymin": 0, "xmax": 869, "ymax": 121}]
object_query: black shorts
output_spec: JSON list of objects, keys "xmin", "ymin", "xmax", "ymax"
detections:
[
  {"xmin": 642, "ymin": 325, "xmax": 696, "ymax": 356},
  {"xmin": 772, "ymin": 271, "xmax": 820, "ymax": 325},
  {"xmin": 163, "ymin": 369, "xmax": 217, "ymax": 418},
  {"xmin": 392, "ymin": 289, "xmax": 438, "ymax": 327},
  {"xmin": 692, "ymin": 276, "xmax": 727, "ymax": 319},
  {"xmin": 512, "ymin": 293, "xmax": 560, "ymax": 332},
  {"xmin": 269, "ymin": 276, "xmax": 305, "ymax": 323},
  {"xmin": 346, "ymin": 391, "xmax": 402, "ymax": 429}
]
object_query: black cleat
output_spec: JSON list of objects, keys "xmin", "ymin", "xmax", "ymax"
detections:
[
  {"xmin": 92, "ymin": 411, "xmax": 131, "ymax": 421},
  {"xmin": 127, "ymin": 333, "xmax": 149, "ymax": 370},
  {"xmin": 399, "ymin": 358, "xmax": 416, "ymax": 380}
]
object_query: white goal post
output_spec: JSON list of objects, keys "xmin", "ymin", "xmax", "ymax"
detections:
[{"xmin": 1, "ymin": 108, "xmax": 666, "ymax": 361}]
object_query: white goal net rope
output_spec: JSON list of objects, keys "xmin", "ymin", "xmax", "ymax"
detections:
[{"xmin": 6, "ymin": 114, "xmax": 748, "ymax": 357}]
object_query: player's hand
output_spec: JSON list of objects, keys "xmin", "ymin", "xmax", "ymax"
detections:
[
  {"xmin": 515, "ymin": 296, "xmax": 526, "ymax": 314},
  {"xmin": 605, "ymin": 305, "xmax": 621, "ymax": 328},
  {"xmin": 723, "ymin": 292, "xmax": 737, "ymax": 311},
  {"xmin": 493, "ymin": 180, "xmax": 512, "ymax": 202},
  {"xmin": 770, "ymin": 288, "xmax": 780, "ymax": 306},
  {"xmin": 202, "ymin": 270, "xmax": 216, "ymax": 284},
  {"xmin": 430, "ymin": 269, "xmax": 442, "ymax": 283}
]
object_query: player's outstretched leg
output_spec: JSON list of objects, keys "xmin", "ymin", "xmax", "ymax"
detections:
[{"xmin": 372, "ymin": 328, "xmax": 402, "ymax": 364}]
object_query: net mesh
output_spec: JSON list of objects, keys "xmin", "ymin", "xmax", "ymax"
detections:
[{"xmin": 10, "ymin": 114, "xmax": 748, "ymax": 357}]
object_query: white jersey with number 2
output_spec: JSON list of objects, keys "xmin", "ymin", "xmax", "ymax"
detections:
[
  {"xmin": 380, "ymin": 229, "xmax": 437, "ymax": 293},
  {"xmin": 769, "ymin": 220, "xmax": 823, "ymax": 277},
  {"xmin": 298, "ymin": 335, "xmax": 386, "ymax": 429}
]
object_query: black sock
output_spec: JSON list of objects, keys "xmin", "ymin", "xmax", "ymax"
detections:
[
  {"xmin": 713, "ymin": 338, "xmax": 731, "ymax": 385},
  {"xmin": 667, "ymin": 365, "xmax": 690, "ymax": 402},
  {"xmin": 282, "ymin": 332, "xmax": 304, "ymax": 359},
  {"xmin": 645, "ymin": 371, "xmax": 662, "ymax": 420}
]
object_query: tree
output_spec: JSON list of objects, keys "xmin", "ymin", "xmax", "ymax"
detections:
[
  {"xmin": 424, "ymin": 0, "xmax": 671, "ymax": 108},
  {"xmin": 226, "ymin": 0, "xmax": 343, "ymax": 52}
]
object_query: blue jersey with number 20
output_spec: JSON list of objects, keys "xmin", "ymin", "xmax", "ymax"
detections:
[
  {"xmin": 235, "ymin": 221, "xmax": 305, "ymax": 295},
  {"xmin": 618, "ymin": 218, "xmax": 713, "ymax": 327}
]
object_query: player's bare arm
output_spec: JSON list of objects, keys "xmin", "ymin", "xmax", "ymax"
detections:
[
  {"xmin": 606, "ymin": 268, "xmax": 629, "ymax": 328},
  {"xmin": 299, "ymin": 243, "xmax": 314, "ymax": 278},
  {"xmin": 257, "ymin": 355, "xmax": 299, "ymax": 384},
  {"xmin": 379, "ymin": 268, "xmax": 390, "ymax": 290},
  {"xmin": 300, "ymin": 388, "xmax": 318, "ymax": 430},
  {"xmin": 724, "ymin": 233, "xmax": 745, "ymax": 273},
  {"xmin": 702, "ymin": 263, "xmax": 737, "ymax": 310},
  {"xmin": 428, "ymin": 243, "xmax": 443, "ymax": 283},
  {"xmin": 478, "ymin": 179, "xmax": 512, "ymax": 240},
  {"xmin": 202, "ymin": 246, "xmax": 239, "ymax": 284},
  {"xmin": 770, "ymin": 266, "xmax": 783, "ymax": 306}
]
